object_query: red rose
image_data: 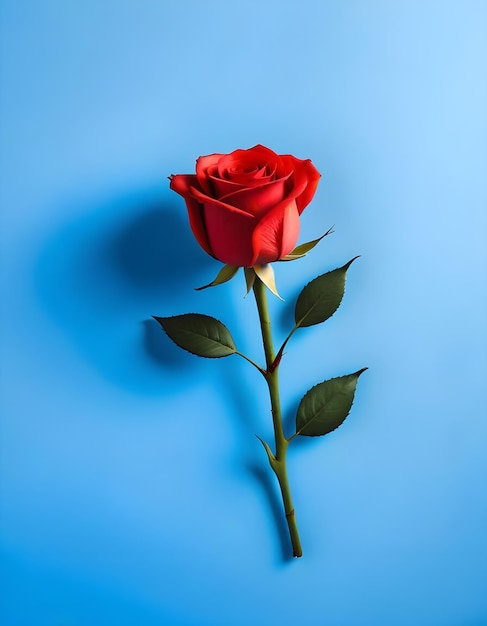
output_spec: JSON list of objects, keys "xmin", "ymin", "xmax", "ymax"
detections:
[{"xmin": 170, "ymin": 144, "xmax": 321, "ymax": 267}]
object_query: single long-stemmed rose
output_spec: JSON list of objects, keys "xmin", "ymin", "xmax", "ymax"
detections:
[{"xmin": 155, "ymin": 145, "xmax": 366, "ymax": 558}]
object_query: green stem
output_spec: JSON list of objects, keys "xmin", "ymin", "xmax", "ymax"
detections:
[{"xmin": 253, "ymin": 276, "xmax": 303, "ymax": 558}]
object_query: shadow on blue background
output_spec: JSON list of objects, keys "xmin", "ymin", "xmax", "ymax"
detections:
[
  {"xmin": 34, "ymin": 186, "xmax": 299, "ymax": 561},
  {"xmin": 34, "ymin": 188, "xmax": 215, "ymax": 393}
]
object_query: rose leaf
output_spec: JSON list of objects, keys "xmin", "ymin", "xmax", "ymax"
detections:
[
  {"xmin": 294, "ymin": 256, "xmax": 359, "ymax": 328},
  {"xmin": 153, "ymin": 313, "xmax": 236, "ymax": 358},
  {"xmin": 295, "ymin": 369, "xmax": 367, "ymax": 437}
]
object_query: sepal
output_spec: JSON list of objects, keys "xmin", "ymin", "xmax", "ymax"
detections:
[
  {"xmin": 195, "ymin": 264, "xmax": 240, "ymax": 290},
  {"xmin": 244, "ymin": 267, "xmax": 256, "ymax": 296},
  {"xmin": 253, "ymin": 264, "xmax": 283, "ymax": 300},
  {"xmin": 280, "ymin": 227, "xmax": 334, "ymax": 261}
]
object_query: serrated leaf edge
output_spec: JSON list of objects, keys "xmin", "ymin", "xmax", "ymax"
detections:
[
  {"xmin": 295, "ymin": 256, "xmax": 360, "ymax": 328},
  {"xmin": 152, "ymin": 313, "xmax": 237, "ymax": 359},
  {"xmin": 294, "ymin": 368, "xmax": 368, "ymax": 437}
]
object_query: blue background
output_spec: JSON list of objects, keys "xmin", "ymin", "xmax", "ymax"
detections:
[{"xmin": 1, "ymin": 1, "xmax": 486, "ymax": 624}]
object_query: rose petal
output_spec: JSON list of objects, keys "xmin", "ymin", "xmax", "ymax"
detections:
[
  {"xmin": 294, "ymin": 159, "xmax": 321, "ymax": 213},
  {"xmin": 273, "ymin": 152, "xmax": 296, "ymax": 179},
  {"xmin": 250, "ymin": 199, "xmax": 300, "ymax": 265},
  {"xmin": 188, "ymin": 185, "xmax": 255, "ymax": 217},
  {"xmin": 169, "ymin": 174, "xmax": 214, "ymax": 257},
  {"xmin": 218, "ymin": 145, "xmax": 280, "ymax": 182},
  {"xmin": 169, "ymin": 173, "xmax": 197, "ymax": 196},
  {"xmin": 196, "ymin": 154, "xmax": 224, "ymax": 194},
  {"xmin": 185, "ymin": 197, "xmax": 214, "ymax": 257},
  {"xmin": 218, "ymin": 152, "xmax": 263, "ymax": 180},
  {"xmin": 219, "ymin": 175, "xmax": 291, "ymax": 217},
  {"xmin": 225, "ymin": 165, "xmax": 270, "ymax": 184},
  {"xmin": 208, "ymin": 153, "xmax": 276, "ymax": 196},
  {"xmin": 286, "ymin": 158, "xmax": 309, "ymax": 199},
  {"xmin": 201, "ymin": 197, "xmax": 257, "ymax": 267},
  {"xmin": 196, "ymin": 154, "xmax": 224, "ymax": 176},
  {"xmin": 208, "ymin": 173, "xmax": 247, "ymax": 197},
  {"xmin": 247, "ymin": 145, "xmax": 281, "ymax": 174}
]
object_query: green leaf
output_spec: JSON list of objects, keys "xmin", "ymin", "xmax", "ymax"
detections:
[
  {"xmin": 195, "ymin": 264, "xmax": 240, "ymax": 290},
  {"xmin": 153, "ymin": 313, "xmax": 236, "ymax": 358},
  {"xmin": 295, "ymin": 369, "xmax": 367, "ymax": 437},
  {"xmin": 294, "ymin": 256, "xmax": 359, "ymax": 328},
  {"xmin": 280, "ymin": 226, "xmax": 334, "ymax": 261}
]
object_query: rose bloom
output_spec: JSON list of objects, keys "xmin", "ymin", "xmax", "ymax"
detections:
[{"xmin": 170, "ymin": 144, "xmax": 321, "ymax": 267}]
